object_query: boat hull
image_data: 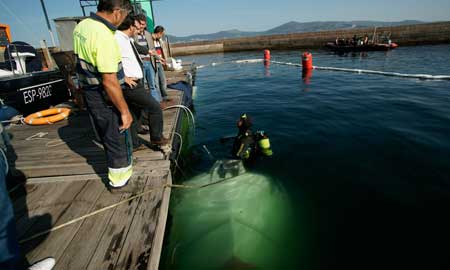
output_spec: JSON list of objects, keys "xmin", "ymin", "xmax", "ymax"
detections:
[
  {"xmin": 163, "ymin": 160, "xmax": 296, "ymax": 269},
  {"xmin": 0, "ymin": 70, "xmax": 71, "ymax": 115},
  {"xmin": 325, "ymin": 42, "xmax": 398, "ymax": 52}
]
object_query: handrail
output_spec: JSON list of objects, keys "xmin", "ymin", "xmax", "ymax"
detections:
[
  {"xmin": 6, "ymin": 43, "xmax": 17, "ymax": 76},
  {"xmin": 4, "ymin": 43, "xmax": 36, "ymax": 76}
]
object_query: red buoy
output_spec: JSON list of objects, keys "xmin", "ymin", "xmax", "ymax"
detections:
[
  {"xmin": 264, "ymin": 49, "xmax": 271, "ymax": 62},
  {"xmin": 302, "ymin": 52, "xmax": 313, "ymax": 70},
  {"xmin": 302, "ymin": 69, "xmax": 313, "ymax": 84}
]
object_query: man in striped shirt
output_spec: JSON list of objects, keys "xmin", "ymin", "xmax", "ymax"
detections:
[{"xmin": 132, "ymin": 14, "xmax": 161, "ymax": 102}]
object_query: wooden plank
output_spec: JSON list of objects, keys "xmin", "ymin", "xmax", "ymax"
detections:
[
  {"xmin": 12, "ymin": 183, "xmax": 45, "ymax": 214},
  {"xmin": 8, "ymin": 136, "xmax": 98, "ymax": 152},
  {"xmin": 55, "ymin": 187, "xmax": 124, "ymax": 270},
  {"xmin": 114, "ymin": 175, "xmax": 166, "ymax": 270},
  {"xmin": 11, "ymin": 163, "xmax": 107, "ymax": 178},
  {"xmin": 85, "ymin": 180, "xmax": 147, "ymax": 270},
  {"xmin": 15, "ymin": 159, "xmax": 169, "ymax": 173},
  {"xmin": 25, "ymin": 160, "xmax": 170, "ymax": 185},
  {"xmin": 14, "ymin": 181, "xmax": 86, "ymax": 239},
  {"xmin": 148, "ymin": 173, "xmax": 172, "ymax": 270},
  {"xmin": 24, "ymin": 180, "xmax": 105, "ymax": 263},
  {"xmin": 12, "ymin": 149, "xmax": 163, "ymax": 168},
  {"xmin": 13, "ymin": 159, "xmax": 169, "ymax": 180},
  {"xmin": 8, "ymin": 147, "xmax": 103, "ymax": 160}
]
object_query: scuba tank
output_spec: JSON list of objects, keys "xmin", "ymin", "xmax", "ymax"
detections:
[
  {"xmin": 231, "ymin": 113, "xmax": 273, "ymax": 159},
  {"xmin": 255, "ymin": 130, "xmax": 273, "ymax": 156}
]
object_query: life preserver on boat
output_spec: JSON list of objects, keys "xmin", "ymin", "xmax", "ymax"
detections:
[{"xmin": 24, "ymin": 108, "xmax": 71, "ymax": 125}]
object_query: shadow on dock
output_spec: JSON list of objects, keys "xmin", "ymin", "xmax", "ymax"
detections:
[
  {"xmin": 56, "ymin": 111, "xmax": 110, "ymax": 187},
  {"xmin": 7, "ymin": 144, "xmax": 52, "ymax": 268}
]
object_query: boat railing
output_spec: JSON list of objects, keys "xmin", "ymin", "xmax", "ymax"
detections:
[
  {"xmin": 6, "ymin": 43, "xmax": 19, "ymax": 76},
  {"xmin": 2, "ymin": 43, "xmax": 38, "ymax": 77}
]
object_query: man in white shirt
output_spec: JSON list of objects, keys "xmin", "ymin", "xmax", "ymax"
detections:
[{"xmin": 115, "ymin": 15, "xmax": 169, "ymax": 149}]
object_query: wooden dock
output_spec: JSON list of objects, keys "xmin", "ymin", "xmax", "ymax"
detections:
[{"xmin": 6, "ymin": 67, "xmax": 192, "ymax": 269}]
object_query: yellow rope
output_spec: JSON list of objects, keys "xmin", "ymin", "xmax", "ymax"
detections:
[
  {"xmin": 18, "ymin": 176, "xmax": 238, "ymax": 244},
  {"xmin": 19, "ymin": 184, "xmax": 169, "ymax": 244}
]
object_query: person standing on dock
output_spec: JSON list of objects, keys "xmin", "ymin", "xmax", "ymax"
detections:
[
  {"xmin": 0, "ymin": 125, "xmax": 55, "ymax": 270},
  {"xmin": 73, "ymin": 0, "xmax": 134, "ymax": 188},
  {"xmin": 150, "ymin": 26, "xmax": 172, "ymax": 104},
  {"xmin": 114, "ymin": 14, "xmax": 169, "ymax": 150},
  {"xmin": 132, "ymin": 14, "xmax": 162, "ymax": 102}
]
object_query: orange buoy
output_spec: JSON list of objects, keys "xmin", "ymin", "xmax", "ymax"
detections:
[
  {"xmin": 302, "ymin": 52, "xmax": 313, "ymax": 71},
  {"xmin": 264, "ymin": 49, "xmax": 271, "ymax": 62},
  {"xmin": 24, "ymin": 108, "xmax": 71, "ymax": 125},
  {"xmin": 302, "ymin": 69, "xmax": 313, "ymax": 84}
]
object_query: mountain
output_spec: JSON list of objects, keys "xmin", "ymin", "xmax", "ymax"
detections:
[
  {"xmin": 167, "ymin": 20, "xmax": 425, "ymax": 43},
  {"xmin": 167, "ymin": 29, "xmax": 259, "ymax": 43}
]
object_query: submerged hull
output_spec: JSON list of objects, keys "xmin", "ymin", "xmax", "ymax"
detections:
[
  {"xmin": 0, "ymin": 70, "xmax": 71, "ymax": 115},
  {"xmin": 163, "ymin": 160, "xmax": 296, "ymax": 269},
  {"xmin": 326, "ymin": 42, "xmax": 398, "ymax": 52}
]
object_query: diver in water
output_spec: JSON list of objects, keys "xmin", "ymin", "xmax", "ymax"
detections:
[{"xmin": 230, "ymin": 113, "xmax": 273, "ymax": 161}]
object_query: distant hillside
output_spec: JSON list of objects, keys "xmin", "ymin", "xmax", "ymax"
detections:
[
  {"xmin": 167, "ymin": 29, "xmax": 259, "ymax": 43},
  {"xmin": 167, "ymin": 20, "xmax": 424, "ymax": 43}
]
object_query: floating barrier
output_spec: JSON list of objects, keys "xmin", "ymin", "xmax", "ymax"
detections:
[
  {"xmin": 234, "ymin": 59, "xmax": 263, "ymax": 64},
  {"xmin": 196, "ymin": 52, "xmax": 450, "ymax": 81},
  {"xmin": 270, "ymin": 61, "xmax": 450, "ymax": 81},
  {"xmin": 312, "ymin": 66, "xmax": 450, "ymax": 80}
]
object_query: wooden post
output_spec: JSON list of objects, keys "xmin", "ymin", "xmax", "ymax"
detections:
[{"xmin": 40, "ymin": 39, "xmax": 55, "ymax": 70}]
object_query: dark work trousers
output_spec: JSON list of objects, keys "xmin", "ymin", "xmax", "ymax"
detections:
[
  {"xmin": 0, "ymin": 150, "xmax": 21, "ymax": 270},
  {"xmin": 121, "ymin": 81, "xmax": 164, "ymax": 146},
  {"xmin": 156, "ymin": 62, "xmax": 168, "ymax": 99},
  {"xmin": 83, "ymin": 89, "xmax": 131, "ymax": 169}
]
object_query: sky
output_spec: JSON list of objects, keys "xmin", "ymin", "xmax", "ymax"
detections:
[{"xmin": 1, "ymin": 0, "xmax": 450, "ymax": 47}]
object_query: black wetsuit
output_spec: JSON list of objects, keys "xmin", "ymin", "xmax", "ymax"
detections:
[{"xmin": 231, "ymin": 129, "xmax": 256, "ymax": 160}]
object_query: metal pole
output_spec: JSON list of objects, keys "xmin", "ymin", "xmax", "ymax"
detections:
[
  {"xmin": 80, "ymin": 2, "xmax": 86, "ymax": 16},
  {"xmin": 150, "ymin": 0, "xmax": 156, "ymax": 25},
  {"xmin": 39, "ymin": 0, "xmax": 56, "ymax": 47},
  {"xmin": 132, "ymin": 0, "xmax": 137, "ymax": 13}
]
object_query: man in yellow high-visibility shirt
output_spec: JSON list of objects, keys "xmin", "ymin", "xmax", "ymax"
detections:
[{"xmin": 73, "ymin": 0, "xmax": 134, "ymax": 188}]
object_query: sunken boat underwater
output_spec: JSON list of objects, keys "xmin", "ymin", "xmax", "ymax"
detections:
[
  {"xmin": 163, "ymin": 159, "xmax": 298, "ymax": 269},
  {"xmin": 0, "ymin": 42, "xmax": 71, "ymax": 117}
]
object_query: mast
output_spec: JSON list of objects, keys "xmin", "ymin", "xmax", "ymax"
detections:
[
  {"xmin": 39, "ymin": 0, "xmax": 56, "ymax": 47},
  {"xmin": 132, "ymin": 0, "xmax": 163, "ymax": 32}
]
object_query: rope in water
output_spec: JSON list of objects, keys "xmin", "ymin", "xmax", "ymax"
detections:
[
  {"xmin": 196, "ymin": 58, "xmax": 450, "ymax": 80},
  {"xmin": 18, "ymin": 174, "xmax": 239, "ymax": 244},
  {"xmin": 270, "ymin": 60, "xmax": 450, "ymax": 80},
  {"xmin": 313, "ymin": 66, "xmax": 450, "ymax": 80}
]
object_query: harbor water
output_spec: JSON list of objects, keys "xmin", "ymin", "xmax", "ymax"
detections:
[{"xmin": 162, "ymin": 45, "xmax": 450, "ymax": 269}]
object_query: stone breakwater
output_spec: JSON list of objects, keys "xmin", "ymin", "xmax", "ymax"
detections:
[{"xmin": 170, "ymin": 21, "xmax": 450, "ymax": 56}]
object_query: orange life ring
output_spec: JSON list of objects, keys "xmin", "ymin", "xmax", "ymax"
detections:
[{"xmin": 24, "ymin": 108, "xmax": 71, "ymax": 125}]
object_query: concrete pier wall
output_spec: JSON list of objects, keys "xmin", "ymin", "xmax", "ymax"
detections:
[{"xmin": 171, "ymin": 21, "xmax": 450, "ymax": 56}]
